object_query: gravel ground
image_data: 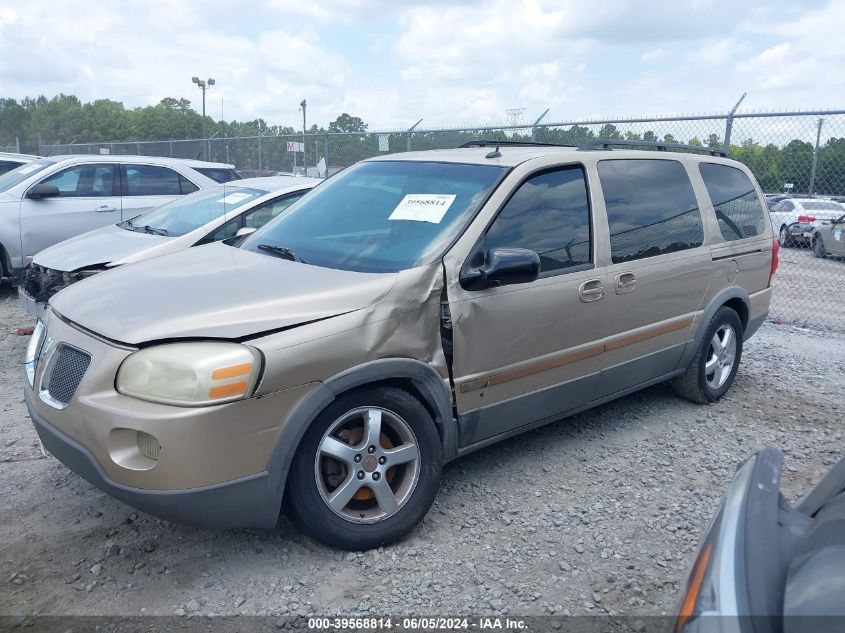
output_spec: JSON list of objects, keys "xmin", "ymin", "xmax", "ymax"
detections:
[{"xmin": 1, "ymin": 283, "xmax": 843, "ymax": 619}]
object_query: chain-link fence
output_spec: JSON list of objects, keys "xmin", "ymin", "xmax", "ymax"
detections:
[
  {"xmin": 40, "ymin": 109, "xmax": 845, "ymax": 331},
  {"xmin": 0, "ymin": 137, "xmax": 21, "ymax": 153}
]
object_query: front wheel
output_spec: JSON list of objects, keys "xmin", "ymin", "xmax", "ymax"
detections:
[
  {"xmin": 285, "ymin": 386, "xmax": 442, "ymax": 550},
  {"xmin": 672, "ymin": 307, "xmax": 743, "ymax": 404},
  {"xmin": 812, "ymin": 235, "xmax": 827, "ymax": 258}
]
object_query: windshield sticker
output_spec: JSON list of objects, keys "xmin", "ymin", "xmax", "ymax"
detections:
[
  {"xmin": 18, "ymin": 163, "xmax": 42, "ymax": 174},
  {"xmin": 388, "ymin": 194, "xmax": 456, "ymax": 223},
  {"xmin": 216, "ymin": 192, "xmax": 252, "ymax": 204}
]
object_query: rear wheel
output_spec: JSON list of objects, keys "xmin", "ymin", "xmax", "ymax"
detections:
[
  {"xmin": 285, "ymin": 386, "xmax": 442, "ymax": 550},
  {"xmin": 812, "ymin": 235, "xmax": 827, "ymax": 259},
  {"xmin": 779, "ymin": 225, "xmax": 795, "ymax": 248},
  {"xmin": 672, "ymin": 307, "xmax": 743, "ymax": 404}
]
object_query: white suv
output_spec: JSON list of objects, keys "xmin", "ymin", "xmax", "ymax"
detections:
[{"xmin": 0, "ymin": 155, "xmax": 238, "ymax": 282}]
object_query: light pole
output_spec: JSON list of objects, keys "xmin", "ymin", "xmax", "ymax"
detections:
[
  {"xmin": 300, "ymin": 99, "xmax": 307, "ymax": 172},
  {"xmin": 192, "ymin": 76, "xmax": 215, "ymax": 158}
]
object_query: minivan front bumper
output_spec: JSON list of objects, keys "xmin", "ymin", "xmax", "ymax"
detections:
[
  {"xmin": 24, "ymin": 310, "xmax": 321, "ymax": 528},
  {"xmin": 27, "ymin": 389, "xmax": 278, "ymax": 529}
]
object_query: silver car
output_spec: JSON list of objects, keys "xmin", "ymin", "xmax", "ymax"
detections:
[
  {"xmin": 19, "ymin": 176, "xmax": 320, "ymax": 316},
  {"xmin": 0, "ymin": 151, "xmax": 39, "ymax": 175},
  {"xmin": 0, "ymin": 155, "xmax": 238, "ymax": 283},
  {"xmin": 769, "ymin": 197, "xmax": 845, "ymax": 248}
]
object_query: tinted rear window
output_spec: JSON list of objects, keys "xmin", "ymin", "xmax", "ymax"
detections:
[
  {"xmin": 196, "ymin": 168, "xmax": 241, "ymax": 183},
  {"xmin": 699, "ymin": 163, "xmax": 766, "ymax": 241},
  {"xmin": 598, "ymin": 159, "xmax": 703, "ymax": 264}
]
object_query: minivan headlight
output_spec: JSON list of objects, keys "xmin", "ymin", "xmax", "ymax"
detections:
[
  {"xmin": 116, "ymin": 342, "xmax": 262, "ymax": 407},
  {"xmin": 25, "ymin": 320, "xmax": 47, "ymax": 388}
]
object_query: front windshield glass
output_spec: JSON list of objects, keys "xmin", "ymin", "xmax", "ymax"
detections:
[
  {"xmin": 240, "ymin": 161, "xmax": 507, "ymax": 273},
  {"xmin": 123, "ymin": 185, "xmax": 267, "ymax": 236},
  {"xmin": 0, "ymin": 159, "xmax": 55, "ymax": 192}
]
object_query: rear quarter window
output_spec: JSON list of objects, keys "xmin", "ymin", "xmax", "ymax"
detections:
[
  {"xmin": 598, "ymin": 159, "xmax": 704, "ymax": 264},
  {"xmin": 699, "ymin": 163, "xmax": 766, "ymax": 240}
]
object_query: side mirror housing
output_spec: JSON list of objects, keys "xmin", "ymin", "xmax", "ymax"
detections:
[
  {"xmin": 235, "ymin": 226, "xmax": 257, "ymax": 238},
  {"xmin": 27, "ymin": 183, "xmax": 60, "ymax": 200},
  {"xmin": 460, "ymin": 247, "xmax": 541, "ymax": 291}
]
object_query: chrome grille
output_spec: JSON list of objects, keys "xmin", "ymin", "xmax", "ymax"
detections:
[{"xmin": 46, "ymin": 345, "xmax": 91, "ymax": 406}]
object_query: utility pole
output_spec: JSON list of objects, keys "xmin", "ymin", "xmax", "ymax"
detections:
[
  {"xmin": 191, "ymin": 76, "xmax": 216, "ymax": 159},
  {"xmin": 722, "ymin": 92, "xmax": 746, "ymax": 155},
  {"xmin": 300, "ymin": 99, "xmax": 307, "ymax": 173},
  {"xmin": 809, "ymin": 118, "xmax": 824, "ymax": 195}
]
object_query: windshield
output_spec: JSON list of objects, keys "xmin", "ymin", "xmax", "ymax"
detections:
[
  {"xmin": 801, "ymin": 200, "xmax": 844, "ymax": 212},
  {"xmin": 195, "ymin": 167, "xmax": 241, "ymax": 183},
  {"xmin": 240, "ymin": 160, "xmax": 507, "ymax": 273},
  {"xmin": 0, "ymin": 158, "xmax": 55, "ymax": 192},
  {"xmin": 123, "ymin": 185, "xmax": 267, "ymax": 236}
]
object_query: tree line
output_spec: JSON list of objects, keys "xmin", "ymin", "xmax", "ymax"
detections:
[{"xmin": 1, "ymin": 95, "xmax": 843, "ymax": 195}]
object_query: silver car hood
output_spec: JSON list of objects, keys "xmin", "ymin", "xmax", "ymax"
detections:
[
  {"xmin": 33, "ymin": 224, "xmax": 171, "ymax": 271},
  {"xmin": 50, "ymin": 243, "xmax": 397, "ymax": 344}
]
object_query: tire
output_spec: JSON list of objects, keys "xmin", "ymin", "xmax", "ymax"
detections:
[
  {"xmin": 671, "ymin": 307, "xmax": 743, "ymax": 404},
  {"xmin": 779, "ymin": 225, "xmax": 795, "ymax": 248},
  {"xmin": 812, "ymin": 235, "xmax": 827, "ymax": 259},
  {"xmin": 285, "ymin": 386, "xmax": 442, "ymax": 550}
]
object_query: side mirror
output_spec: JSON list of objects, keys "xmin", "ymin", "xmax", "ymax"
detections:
[
  {"xmin": 235, "ymin": 226, "xmax": 257, "ymax": 238},
  {"xmin": 27, "ymin": 183, "xmax": 60, "ymax": 200},
  {"xmin": 460, "ymin": 247, "xmax": 541, "ymax": 291}
]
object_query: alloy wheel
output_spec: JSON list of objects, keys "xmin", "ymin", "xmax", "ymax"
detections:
[
  {"xmin": 705, "ymin": 324, "xmax": 737, "ymax": 390},
  {"xmin": 314, "ymin": 407, "xmax": 421, "ymax": 524}
]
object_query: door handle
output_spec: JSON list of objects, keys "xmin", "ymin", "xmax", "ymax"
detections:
[
  {"xmin": 95, "ymin": 205, "xmax": 118, "ymax": 213},
  {"xmin": 615, "ymin": 272, "xmax": 637, "ymax": 294},
  {"xmin": 578, "ymin": 278, "xmax": 605, "ymax": 303}
]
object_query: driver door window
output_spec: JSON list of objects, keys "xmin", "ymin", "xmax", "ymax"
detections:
[
  {"xmin": 476, "ymin": 166, "xmax": 592, "ymax": 273},
  {"xmin": 39, "ymin": 164, "xmax": 117, "ymax": 197}
]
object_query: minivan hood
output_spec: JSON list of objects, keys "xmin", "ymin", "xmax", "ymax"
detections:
[
  {"xmin": 33, "ymin": 224, "xmax": 170, "ymax": 271},
  {"xmin": 50, "ymin": 243, "xmax": 397, "ymax": 344}
]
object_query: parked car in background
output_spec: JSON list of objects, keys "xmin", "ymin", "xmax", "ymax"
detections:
[
  {"xmin": 19, "ymin": 177, "xmax": 320, "ymax": 316},
  {"xmin": 769, "ymin": 197, "xmax": 845, "ymax": 248},
  {"xmin": 675, "ymin": 448, "xmax": 845, "ymax": 632},
  {"xmin": 0, "ymin": 155, "xmax": 236, "ymax": 283},
  {"xmin": 24, "ymin": 141, "xmax": 776, "ymax": 550},
  {"xmin": 236, "ymin": 169, "xmax": 294, "ymax": 178},
  {"xmin": 0, "ymin": 152, "xmax": 40, "ymax": 175},
  {"xmin": 810, "ymin": 213, "xmax": 845, "ymax": 259}
]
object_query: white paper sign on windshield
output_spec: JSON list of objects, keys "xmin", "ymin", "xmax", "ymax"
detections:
[
  {"xmin": 388, "ymin": 194, "xmax": 456, "ymax": 224},
  {"xmin": 216, "ymin": 192, "xmax": 253, "ymax": 205}
]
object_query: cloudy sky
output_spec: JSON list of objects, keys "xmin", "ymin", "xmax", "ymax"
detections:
[{"xmin": 0, "ymin": 0, "xmax": 842, "ymax": 130}]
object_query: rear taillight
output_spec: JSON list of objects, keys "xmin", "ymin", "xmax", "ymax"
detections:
[
  {"xmin": 769, "ymin": 239, "xmax": 779, "ymax": 285},
  {"xmin": 797, "ymin": 215, "xmax": 816, "ymax": 223}
]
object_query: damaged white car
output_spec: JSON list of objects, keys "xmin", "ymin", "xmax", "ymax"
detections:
[{"xmin": 19, "ymin": 176, "xmax": 320, "ymax": 317}]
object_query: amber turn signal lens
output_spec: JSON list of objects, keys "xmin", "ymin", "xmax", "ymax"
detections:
[
  {"xmin": 676, "ymin": 541, "xmax": 713, "ymax": 632},
  {"xmin": 211, "ymin": 363, "xmax": 253, "ymax": 380},
  {"xmin": 208, "ymin": 381, "xmax": 248, "ymax": 399}
]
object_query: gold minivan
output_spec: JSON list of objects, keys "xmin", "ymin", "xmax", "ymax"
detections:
[{"xmin": 24, "ymin": 141, "xmax": 778, "ymax": 550}]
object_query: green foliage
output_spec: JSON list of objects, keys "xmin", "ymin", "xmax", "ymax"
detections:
[{"xmin": 1, "ymin": 94, "xmax": 841, "ymax": 195}]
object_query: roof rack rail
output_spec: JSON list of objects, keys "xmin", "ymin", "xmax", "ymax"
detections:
[
  {"xmin": 578, "ymin": 138, "xmax": 727, "ymax": 157},
  {"xmin": 460, "ymin": 140, "xmax": 576, "ymax": 149}
]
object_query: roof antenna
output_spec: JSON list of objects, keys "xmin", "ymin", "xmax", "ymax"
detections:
[{"xmin": 485, "ymin": 142, "xmax": 501, "ymax": 159}]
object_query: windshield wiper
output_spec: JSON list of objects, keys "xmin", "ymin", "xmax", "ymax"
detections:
[
  {"xmin": 257, "ymin": 244, "xmax": 307, "ymax": 263},
  {"xmin": 143, "ymin": 225, "xmax": 169, "ymax": 236}
]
